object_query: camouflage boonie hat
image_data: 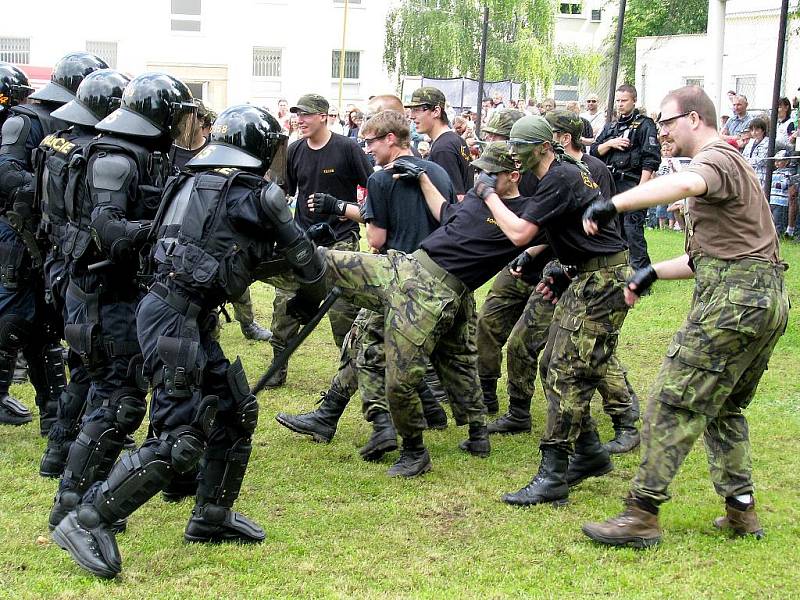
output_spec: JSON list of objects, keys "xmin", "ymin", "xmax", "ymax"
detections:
[
  {"xmin": 483, "ymin": 108, "xmax": 525, "ymax": 138},
  {"xmin": 405, "ymin": 86, "xmax": 446, "ymax": 108},
  {"xmin": 545, "ymin": 109, "xmax": 583, "ymax": 139},
  {"xmin": 290, "ymin": 93, "xmax": 329, "ymax": 115},
  {"xmin": 472, "ymin": 141, "xmax": 517, "ymax": 173}
]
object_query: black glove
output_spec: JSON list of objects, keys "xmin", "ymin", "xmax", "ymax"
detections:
[
  {"xmin": 311, "ymin": 193, "xmax": 349, "ymax": 216},
  {"xmin": 582, "ymin": 198, "xmax": 618, "ymax": 227},
  {"xmin": 286, "ymin": 292, "xmax": 321, "ymax": 324},
  {"xmin": 306, "ymin": 223, "xmax": 337, "ymax": 246},
  {"xmin": 627, "ymin": 265, "xmax": 658, "ymax": 297},
  {"xmin": 539, "ymin": 262, "xmax": 572, "ymax": 300},
  {"xmin": 392, "ymin": 158, "xmax": 426, "ymax": 180},
  {"xmin": 507, "ymin": 250, "xmax": 540, "ymax": 285},
  {"xmin": 474, "ymin": 172, "xmax": 497, "ymax": 201}
]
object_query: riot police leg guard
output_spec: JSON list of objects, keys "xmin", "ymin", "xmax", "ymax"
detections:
[
  {"xmin": 36, "ymin": 345, "xmax": 68, "ymax": 436},
  {"xmin": 52, "ymin": 423, "xmax": 209, "ymax": 579},
  {"xmin": 274, "ymin": 383, "xmax": 351, "ymax": 443},
  {"xmin": 40, "ymin": 375, "xmax": 90, "ymax": 477},
  {"xmin": 0, "ymin": 316, "xmax": 33, "ymax": 425},
  {"xmin": 185, "ymin": 360, "xmax": 264, "ymax": 544},
  {"xmin": 50, "ymin": 387, "xmax": 146, "ymax": 530}
]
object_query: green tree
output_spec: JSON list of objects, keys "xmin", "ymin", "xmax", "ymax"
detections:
[
  {"xmin": 614, "ymin": 0, "xmax": 708, "ymax": 84},
  {"xmin": 384, "ymin": 0, "xmax": 601, "ymax": 94}
]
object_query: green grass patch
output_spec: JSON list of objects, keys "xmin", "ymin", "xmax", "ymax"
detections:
[{"xmin": 1, "ymin": 230, "xmax": 799, "ymax": 599}]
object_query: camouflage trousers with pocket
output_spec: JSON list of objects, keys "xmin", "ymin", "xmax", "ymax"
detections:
[
  {"xmin": 324, "ymin": 249, "xmax": 485, "ymax": 439},
  {"xmin": 538, "ymin": 259, "xmax": 631, "ymax": 451},
  {"xmin": 632, "ymin": 256, "xmax": 790, "ymax": 505}
]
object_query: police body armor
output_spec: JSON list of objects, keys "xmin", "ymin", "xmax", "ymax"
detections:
[
  {"xmin": 605, "ymin": 109, "xmax": 647, "ymax": 178},
  {"xmin": 153, "ymin": 168, "xmax": 276, "ymax": 307}
]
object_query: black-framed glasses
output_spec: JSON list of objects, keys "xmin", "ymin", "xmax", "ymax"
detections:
[
  {"xmin": 409, "ymin": 104, "xmax": 434, "ymax": 114},
  {"xmin": 586, "ymin": 99, "xmax": 597, "ymax": 103},
  {"xmin": 364, "ymin": 133, "xmax": 389, "ymax": 146},
  {"xmin": 658, "ymin": 111, "xmax": 693, "ymax": 128}
]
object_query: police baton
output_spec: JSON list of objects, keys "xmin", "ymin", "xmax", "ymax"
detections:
[
  {"xmin": 88, "ymin": 259, "xmax": 113, "ymax": 271},
  {"xmin": 251, "ymin": 286, "xmax": 341, "ymax": 396}
]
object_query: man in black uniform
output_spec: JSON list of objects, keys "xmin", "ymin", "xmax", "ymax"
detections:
[
  {"xmin": 37, "ymin": 68, "xmax": 130, "ymax": 477},
  {"xmin": 591, "ymin": 84, "xmax": 660, "ymax": 270},
  {"xmin": 264, "ymin": 93, "xmax": 371, "ymax": 388},
  {"xmin": 49, "ymin": 72, "xmax": 193, "ymax": 532},
  {"xmin": 52, "ymin": 104, "xmax": 327, "ymax": 579},
  {"xmin": 0, "ymin": 52, "xmax": 107, "ymax": 434}
]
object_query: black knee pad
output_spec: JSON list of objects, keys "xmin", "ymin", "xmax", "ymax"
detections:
[
  {"xmin": 167, "ymin": 427, "xmax": 206, "ymax": 474},
  {"xmin": 106, "ymin": 387, "xmax": 146, "ymax": 435},
  {"xmin": 191, "ymin": 394, "xmax": 218, "ymax": 436},
  {"xmin": 0, "ymin": 314, "xmax": 33, "ymax": 352}
]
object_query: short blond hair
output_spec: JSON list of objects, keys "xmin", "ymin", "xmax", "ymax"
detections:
[{"xmin": 361, "ymin": 110, "xmax": 410, "ymax": 148}]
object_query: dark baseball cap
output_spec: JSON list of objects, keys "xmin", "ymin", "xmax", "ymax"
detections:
[
  {"xmin": 290, "ymin": 93, "xmax": 329, "ymax": 115},
  {"xmin": 405, "ymin": 86, "xmax": 446, "ymax": 108},
  {"xmin": 472, "ymin": 141, "xmax": 517, "ymax": 174},
  {"xmin": 483, "ymin": 108, "xmax": 525, "ymax": 138},
  {"xmin": 545, "ymin": 109, "xmax": 583, "ymax": 139}
]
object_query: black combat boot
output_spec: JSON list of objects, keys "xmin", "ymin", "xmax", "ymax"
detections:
[
  {"xmin": 502, "ymin": 446, "xmax": 569, "ymax": 507},
  {"xmin": 566, "ymin": 427, "xmax": 614, "ymax": 487},
  {"xmin": 240, "ymin": 320, "xmax": 273, "ymax": 342},
  {"xmin": 459, "ymin": 422, "xmax": 491, "ymax": 457},
  {"xmin": 359, "ymin": 410, "xmax": 398, "ymax": 462},
  {"xmin": 480, "ymin": 377, "xmax": 499, "ymax": 415},
  {"xmin": 0, "ymin": 350, "xmax": 32, "ymax": 425},
  {"xmin": 262, "ymin": 345, "xmax": 287, "ymax": 388},
  {"xmin": 275, "ymin": 386, "xmax": 351, "ymax": 443},
  {"xmin": 488, "ymin": 394, "xmax": 532, "ymax": 435},
  {"xmin": 387, "ymin": 435, "xmax": 432, "ymax": 478},
  {"xmin": 419, "ymin": 381, "xmax": 448, "ymax": 430},
  {"xmin": 604, "ymin": 406, "xmax": 641, "ymax": 454},
  {"xmin": 423, "ymin": 365, "xmax": 448, "ymax": 404}
]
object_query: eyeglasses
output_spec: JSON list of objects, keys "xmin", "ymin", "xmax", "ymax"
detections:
[
  {"xmin": 409, "ymin": 105, "xmax": 434, "ymax": 114},
  {"xmin": 328, "ymin": 113, "xmax": 338, "ymax": 117},
  {"xmin": 506, "ymin": 139, "xmax": 545, "ymax": 148},
  {"xmin": 657, "ymin": 111, "xmax": 693, "ymax": 128},
  {"xmin": 586, "ymin": 100, "xmax": 597, "ymax": 103},
  {"xmin": 363, "ymin": 133, "xmax": 389, "ymax": 146}
]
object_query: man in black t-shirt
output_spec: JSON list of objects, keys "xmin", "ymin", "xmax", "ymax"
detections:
[
  {"xmin": 406, "ymin": 87, "xmax": 474, "ymax": 200},
  {"xmin": 478, "ymin": 116, "xmax": 631, "ymax": 508},
  {"xmin": 264, "ymin": 93, "xmax": 372, "ymax": 388}
]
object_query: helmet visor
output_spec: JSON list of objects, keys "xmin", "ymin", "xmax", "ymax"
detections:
[
  {"xmin": 266, "ymin": 135, "xmax": 288, "ymax": 190},
  {"xmin": 170, "ymin": 101, "xmax": 200, "ymax": 144},
  {"xmin": 29, "ymin": 81, "xmax": 75, "ymax": 104}
]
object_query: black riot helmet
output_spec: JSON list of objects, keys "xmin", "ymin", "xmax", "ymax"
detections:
[
  {"xmin": 52, "ymin": 69, "xmax": 130, "ymax": 128},
  {"xmin": 29, "ymin": 51, "xmax": 108, "ymax": 105},
  {"xmin": 0, "ymin": 62, "xmax": 34, "ymax": 114},
  {"xmin": 186, "ymin": 104, "xmax": 288, "ymax": 178},
  {"xmin": 96, "ymin": 72, "xmax": 197, "ymax": 141}
]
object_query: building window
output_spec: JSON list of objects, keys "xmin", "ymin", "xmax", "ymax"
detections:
[
  {"xmin": 331, "ymin": 50, "xmax": 360, "ymax": 79},
  {"xmin": 734, "ymin": 75, "xmax": 756, "ymax": 100},
  {"xmin": 683, "ymin": 77, "xmax": 704, "ymax": 88},
  {"xmin": 185, "ymin": 81, "xmax": 207, "ymax": 101},
  {"xmin": 559, "ymin": 2, "xmax": 582, "ymax": 15},
  {"xmin": 253, "ymin": 48, "xmax": 282, "ymax": 78},
  {"xmin": 0, "ymin": 37, "xmax": 30, "ymax": 64},
  {"xmin": 86, "ymin": 41, "xmax": 118, "ymax": 68},
  {"xmin": 554, "ymin": 74, "xmax": 579, "ymax": 102},
  {"xmin": 171, "ymin": 0, "xmax": 201, "ymax": 32},
  {"xmin": 590, "ymin": 9, "xmax": 602, "ymax": 21}
]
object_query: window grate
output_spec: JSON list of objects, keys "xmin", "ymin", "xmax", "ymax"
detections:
[
  {"xmin": 0, "ymin": 37, "xmax": 30, "ymax": 64},
  {"xmin": 253, "ymin": 48, "xmax": 282, "ymax": 77},
  {"xmin": 331, "ymin": 50, "xmax": 360, "ymax": 80},
  {"xmin": 86, "ymin": 41, "xmax": 118, "ymax": 68}
]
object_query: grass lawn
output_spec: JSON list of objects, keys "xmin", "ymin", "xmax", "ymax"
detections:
[{"xmin": 1, "ymin": 230, "xmax": 799, "ymax": 599}]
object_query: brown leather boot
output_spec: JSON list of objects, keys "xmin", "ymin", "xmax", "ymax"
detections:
[
  {"xmin": 581, "ymin": 495, "xmax": 661, "ymax": 549},
  {"xmin": 714, "ymin": 500, "xmax": 765, "ymax": 539}
]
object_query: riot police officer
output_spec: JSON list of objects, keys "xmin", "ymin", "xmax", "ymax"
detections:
[
  {"xmin": 591, "ymin": 84, "xmax": 660, "ymax": 270},
  {"xmin": 52, "ymin": 104, "xmax": 327, "ymax": 579},
  {"xmin": 37, "ymin": 68, "xmax": 131, "ymax": 477},
  {"xmin": 0, "ymin": 52, "xmax": 107, "ymax": 433},
  {"xmin": 49, "ymin": 72, "xmax": 191, "ymax": 532}
]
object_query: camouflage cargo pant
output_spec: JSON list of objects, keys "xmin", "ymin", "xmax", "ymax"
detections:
[
  {"xmin": 539, "ymin": 255, "xmax": 631, "ymax": 450},
  {"xmin": 270, "ymin": 234, "xmax": 361, "ymax": 354},
  {"xmin": 504, "ymin": 270, "xmax": 638, "ymax": 418},
  {"xmin": 632, "ymin": 257, "xmax": 789, "ymax": 505},
  {"xmin": 324, "ymin": 248, "xmax": 485, "ymax": 439},
  {"xmin": 231, "ymin": 287, "xmax": 255, "ymax": 324},
  {"xmin": 476, "ymin": 268, "xmax": 534, "ymax": 381}
]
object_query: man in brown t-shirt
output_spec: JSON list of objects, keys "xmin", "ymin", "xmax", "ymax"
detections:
[{"xmin": 580, "ymin": 86, "xmax": 790, "ymax": 548}]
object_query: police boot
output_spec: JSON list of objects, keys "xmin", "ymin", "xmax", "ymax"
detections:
[
  {"xmin": 359, "ymin": 410, "xmax": 398, "ymax": 462},
  {"xmin": 40, "ymin": 380, "xmax": 89, "ymax": 478},
  {"xmin": 0, "ymin": 350, "xmax": 32, "ymax": 426},
  {"xmin": 262, "ymin": 346, "xmax": 287, "ymax": 389},
  {"xmin": 419, "ymin": 381, "xmax": 447, "ymax": 430},
  {"xmin": 480, "ymin": 377, "xmax": 499, "ymax": 415},
  {"xmin": 387, "ymin": 435, "xmax": 432, "ymax": 478},
  {"xmin": 240, "ymin": 320, "xmax": 273, "ymax": 342},
  {"xmin": 502, "ymin": 446, "xmax": 569, "ymax": 507},
  {"xmin": 566, "ymin": 427, "xmax": 614, "ymax": 487},
  {"xmin": 459, "ymin": 422, "xmax": 490, "ymax": 457},
  {"xmin": 604, "ymin": 397, "xmax": 641, "ymax": 454},
  {"xmin": 275, "ymin": 386, "xmax": 350, "ymax": 443},
  {"xmin": 488, "ymin": 394, "xmax": 531, "ymax": 435},
  {"xmin": 713, "ymin": 496, "xmax": 765, "ymax": 539},
  {"xmin": 581, "ymin": 494, "xmax": 662, "ymax": 548},
  {"xmin": 37, "ymin": 346, "xmax": 68, "ymax": 436},
  {"xmin": 185, "ymin": 439, "xmax": 265, "ymax": 544}
]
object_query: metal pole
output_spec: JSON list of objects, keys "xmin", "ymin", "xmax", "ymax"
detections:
[
  {"xmin": 337, "ymin": 0, "xmax": 350, "ymax": 114},
  {"xmin": 764, "ymin": 0, "xmax": 790, "ymax": 202},
  {"xmin": 706, "ymin": 0, "xmax": 727, "ymax": 118},
  {"xmin": 606, "ymin": 0, "xmax": 627, "ymax": 123},
  {"xmin": 475, "ymin": 4, "xmax": 489, "ymax": 138}
]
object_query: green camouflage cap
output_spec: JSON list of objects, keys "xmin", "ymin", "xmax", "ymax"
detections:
[
  {"xmin": 290, "ymin": 93, "xmax": 329, "ymax": 115},
  {"xmin": 545, "ymin": 109, "xmax": 583, "ymax": 139},
  {"xmin": 509, "ymin": 115, "xmax": 553, "ymax": 144},
  {"xmin": 472, "ymin": 141, "xmax": 517, "ymax": 173},
  {"xmin": 482, "ymin": 108, "xmax": 525, "ymax": 138},
  {"xmin": 405, "ymin": 86, "xmax": 446, "ymax": 108}
]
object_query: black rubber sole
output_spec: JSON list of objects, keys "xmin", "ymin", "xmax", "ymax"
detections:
[
  {"xmin": 567, "ymin": 462, "xmax": 614, "ymax": 488},
  {"xmin": 274, "ymin": 414, "xmax": 334, "ymax": 443},
  {"xmin": 581, "ymin": 525, "xmax": 660, "ymax": 549},
  {"xmin": 359, "ymin": 439, "xmax": 399, "ymax": 462}
]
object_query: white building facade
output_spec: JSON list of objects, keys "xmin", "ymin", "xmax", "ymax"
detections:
[{"xmin": 0, "ymin": 0, "xmax": 394, "ymax": 113}]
